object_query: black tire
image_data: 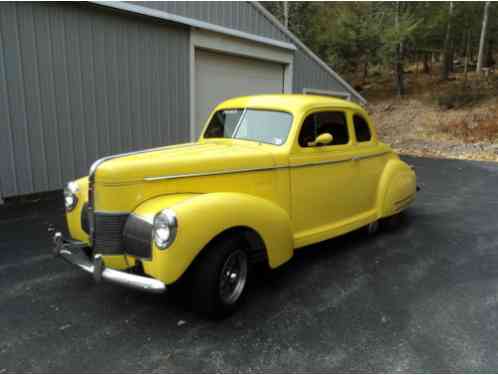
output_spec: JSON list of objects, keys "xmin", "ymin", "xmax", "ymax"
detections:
[
  {"xmin": 381, "ymin": 212, "xmax": 403, "ymax": 231},
  {"xmin": 365, "ymin": 220, "xmax": 380, "ymax": 235},
  {"xmin": 190, "ymin": 235, "xmax": 249, "ymax": 319}
]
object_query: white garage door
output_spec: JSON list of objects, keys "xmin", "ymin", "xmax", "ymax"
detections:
[{"xmin": 194, "ymin": 49, "xmax": 285, "ymax": 138}]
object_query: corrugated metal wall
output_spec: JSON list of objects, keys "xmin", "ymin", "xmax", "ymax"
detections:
[
  {"xmin": 131, "ymin": 1, "xmax": 289, "ymax": 43},
  {"xmin": 136, "ymin": 1, "xmax": 353, "ymax": 95},
  {"xmin": 0, "ymin": 1, "xmax": 358, "ymax": 199},
  {"xmin": 292, "ymin": 50, "xmax": 349, "ymax": 93},
  {"xmin": 0, "ymin": 2, "xmax": 190, "ymax": 198}
]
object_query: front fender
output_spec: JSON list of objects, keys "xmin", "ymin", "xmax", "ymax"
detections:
[
  {"xmin": 66, "ymin": 176, "xmax": 89, "ymax": 242},
  {"xmin": 377, "ymin": 158, "xmax": 417, "ymax": 218},
  {"xmin": 133, "ymin": 192, "xmax": 294, "ymax": 285}
]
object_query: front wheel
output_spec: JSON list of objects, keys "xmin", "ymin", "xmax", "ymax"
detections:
[{"xmin": 190, "ymin": 236, "xmax": 249, "ymax": 319}]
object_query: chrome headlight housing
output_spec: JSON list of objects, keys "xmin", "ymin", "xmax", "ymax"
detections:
[
  {"xmin": 64, "ymin": 181, "xmax": 80, "ymax": 211},
  {"xmin": 153, "ymin": 209, "xmax": 177, "ymax": 250}
]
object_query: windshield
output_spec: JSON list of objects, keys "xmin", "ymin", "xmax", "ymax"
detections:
[{"xmin": 203, "ymin": 109, "xmax": 293, "ymax": 146}]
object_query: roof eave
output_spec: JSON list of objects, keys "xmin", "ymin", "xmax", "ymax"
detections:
[{"xmin": 91, "ymin": 1, "xmax": 296, "ymax": 51}]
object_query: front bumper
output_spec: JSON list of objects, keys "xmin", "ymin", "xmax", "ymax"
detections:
[{"xmin": 50, "ymin": 229, "xmax": 166, "ymax": 294}]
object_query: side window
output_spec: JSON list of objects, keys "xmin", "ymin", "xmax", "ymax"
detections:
[
  {"xmin": 353, "ymin": 115, "xmax": 372, "ymax": 142},
  {"xmin": 298, "ymin": 111, "xmax": 349, "ymax": 147}
]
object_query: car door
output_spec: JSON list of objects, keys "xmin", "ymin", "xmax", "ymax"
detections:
[
  {"xmin": 350, "ymin": 112, "xmax": 387, "ymax": 215},
  {"xmin": 290, "ymin": 109, "xmax": 357, "ymax": 247}
]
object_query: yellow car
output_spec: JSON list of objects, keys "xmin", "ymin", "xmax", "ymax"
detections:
[{"xmin": 51, "ymin": 94, "xmax": 417, "ymax": 318}]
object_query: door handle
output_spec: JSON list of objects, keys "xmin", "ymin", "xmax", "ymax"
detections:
[{"xmin": 351, "ymin": 156, "xmax": 360, "ymax": 161}]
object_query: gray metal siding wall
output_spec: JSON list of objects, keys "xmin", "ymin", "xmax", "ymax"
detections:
[
  {"xmin": 132, "ymin": 1, "xmax": 289, "ymax": 43},
  {"xmin": 0, "ymin": 2, "xmax": 190, "ymax": 198},
  {"xmin": 292, "ymin": 50, "xmax": 349, "ymax": 93},
  {"xmin": 136, "ymin": 1, "xmax": 354, "ymax": 96}
]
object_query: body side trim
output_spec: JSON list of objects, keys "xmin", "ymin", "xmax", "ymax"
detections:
[
  {"xmin": 144, "ymin": 165, "xmax": 280, "ymax": 182},
  {"xmin": 143, "ymin": 151, "xmax": 390, "ymax": 182},
  {"xmin": 353, "ymin": 151, "xmax": 390, "ymax": 161}
]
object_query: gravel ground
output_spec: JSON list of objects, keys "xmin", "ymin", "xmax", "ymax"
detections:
[
  {"xmin": 370, "ymin": 98, "xmax": 498, "ymax": 161},
  {"xmin": 2, "ymin": 156, "xmax": 498, "ymax": 372}
]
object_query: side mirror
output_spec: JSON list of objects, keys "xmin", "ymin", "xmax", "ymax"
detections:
[{"xmin": 308, "ymin": 133, "xmax": 333, "ymax": 147}]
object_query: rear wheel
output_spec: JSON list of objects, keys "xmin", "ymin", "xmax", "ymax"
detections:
[
  {"xmin": 366, "ymin": 220, "xmax": 380, "ymax": 235},
  {"xmin": 381, "ymin": 212, "xmax": 403, "ymax": 231},
  {"xmin": 190, "ymin": 235, "xmax": 249, "ymax": 319}
]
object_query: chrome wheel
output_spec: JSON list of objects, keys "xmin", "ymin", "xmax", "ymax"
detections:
[{"xmin": 218, "ymin": 250, "xmax": 248, "ymax": 306}]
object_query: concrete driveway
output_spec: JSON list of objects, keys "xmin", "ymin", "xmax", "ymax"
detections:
[{"xmin": 1, "ymin": 156, "xmax": 498, "ymax": 372}]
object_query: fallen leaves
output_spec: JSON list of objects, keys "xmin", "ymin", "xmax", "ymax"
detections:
[{"xmin": 371, "ymin": 97, "xmax": 498, "ymax": 162}]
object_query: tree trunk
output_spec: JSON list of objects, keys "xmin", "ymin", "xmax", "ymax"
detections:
[
  {"xmin": 283, "ymin": 1, "xmax": 289, "ymax": 29},
  {"xmin": 486, "ymin": 38, "xmax": 494, "ymax": 67},
  {"xmin": 441, "ymin": 1, "xmax": 454, "ymax": 80},
  {"xmin": 464, "ymin": 29, "xmax": 471, "ymax": 83},
  {"xmin": 423, "ymin": 53, "xmax": 430, "ymax": 73},
  {"xmin": 449, "ymin": 44, "xmax": 454, "ymax": 73},
  {"xmin": 394, "ymin": 2, "xmax": 405, "ymax": 96},
  {"xmin": 362, "ymin": 60, "xmax": 368, "ymax": 84},
  {"xmin": 477, "ymin": 1, "xmax": 491, "ymax": 73}
]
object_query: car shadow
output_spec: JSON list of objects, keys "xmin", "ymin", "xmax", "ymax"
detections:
[
  {"xmin": 62, "ymin": 210, "xmax": 418, "ymax": 326},
  {"xmin": 249, "ymin": 211, "xmax": 417, "ymax": 288},
  {"xmin": 157, "ymin": 211, "xmax": 417, "ymax": 323}
]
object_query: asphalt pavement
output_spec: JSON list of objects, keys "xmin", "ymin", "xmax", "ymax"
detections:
[{"xmin": 1, "ymin": 156, "xmax": 498, "ymax": 372}]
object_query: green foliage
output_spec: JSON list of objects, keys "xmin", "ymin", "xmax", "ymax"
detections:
[
  {"xmin": 262, "ymin": 2, "xmax": 319, "ymax": 48},
  {"xmin": 409, "ymin": 2, "xmax": 448, "ymax": 52},
  {"xmin": 378, "ymin": 3, "xmax": 421, "ymax": 65},
  {"xmin": 315, "ymin": 3, "xmax": 385, "ymax": 73},
  {"xmin": 263, "ymin": 2, "xmax": 497, "ymax": 94}
]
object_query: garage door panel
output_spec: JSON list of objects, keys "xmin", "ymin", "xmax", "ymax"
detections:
[{"xmin": 195, "ymin": 49, "xmax": 284, "ymax": 138}]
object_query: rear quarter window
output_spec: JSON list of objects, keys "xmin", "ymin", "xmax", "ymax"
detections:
[{"xmin": 353, "ymin": 115, "xmax": 372, "ymax": 142}]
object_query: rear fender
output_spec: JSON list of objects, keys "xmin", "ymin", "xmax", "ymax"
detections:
[
  {"xmin": 377, "ymin": 159, "xmax": 417, "ymax": 218},
  {"xmin": 132, "ymin": 192, "xmax": 294, "ymax": 285}
]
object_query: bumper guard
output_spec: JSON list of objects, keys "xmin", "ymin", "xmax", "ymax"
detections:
[{"xmin": 49, "ymin": 227, "xmax": 166, "ymax": 294}]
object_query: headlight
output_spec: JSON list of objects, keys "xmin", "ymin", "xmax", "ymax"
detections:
[
  {"xmin": 153, "ymin": 209, "xmax": 177, "ymax": 250},
  {"xmin": 64, "ymin": 181, "xmax": 80, "ymax": 211}
]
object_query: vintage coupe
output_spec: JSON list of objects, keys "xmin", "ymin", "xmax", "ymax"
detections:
[{"xmin": 51, "ymin": 94, "xmax": 416, "ymax": 317}]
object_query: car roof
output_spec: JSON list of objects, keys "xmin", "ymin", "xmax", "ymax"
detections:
[{"xmin": 215, "ymin": 94, "xmax": 365, "ymax": 114}]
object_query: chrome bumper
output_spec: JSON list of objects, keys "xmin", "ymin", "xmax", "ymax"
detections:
[{"xmin": 50, "ymin": 229, "xmax": 166, "ymax": 294}]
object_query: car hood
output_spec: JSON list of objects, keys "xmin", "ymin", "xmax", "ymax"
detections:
[{"xmin": 94, "ymin": 140, "xmax": 277, "ymax": 184}]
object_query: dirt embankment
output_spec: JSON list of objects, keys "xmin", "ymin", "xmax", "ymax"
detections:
[{"xmin": 369, "ymin": 97, "xmax": 498, "ymax": 162}]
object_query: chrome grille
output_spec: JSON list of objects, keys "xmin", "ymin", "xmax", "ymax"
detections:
[
  {"xmin": 123, "ymin": 215, "xmax": 153, "ymax": 259},
  {"xmin": 93, "ymin": 213, "xmax": 129, "ymax": 254},
  {"xmin": 88, "ymin": 181, "xmax": 95, "ymax": 245},
  {"xmin": 81, "ymin": 203, "xmax": 89, "ymax": 234}
]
